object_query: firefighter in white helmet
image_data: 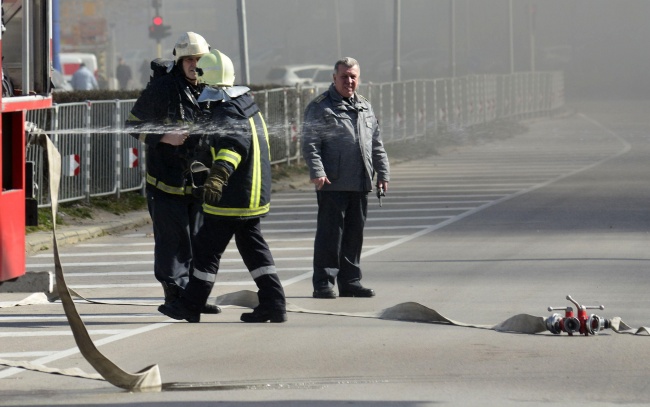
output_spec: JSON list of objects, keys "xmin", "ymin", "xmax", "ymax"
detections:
[
  {"xmin": 159, "ymin": 50, "xmax": 287, "ymax": 323},
  {"xmin": 125, "ymin": 32, "xmax": 222, "ymax": 315}
]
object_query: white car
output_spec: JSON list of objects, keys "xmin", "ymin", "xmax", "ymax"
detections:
[
  {"xmin": 266, "ymin": 64, "xmax": 330, "ymax": 87},
  {"xmin": 310, "ymin": 68, "xmax": 334, "ymax": 88}
]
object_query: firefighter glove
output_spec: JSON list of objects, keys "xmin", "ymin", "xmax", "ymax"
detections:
[{"xmin": 203, "ymin": 164, "xmax": 230, "ymax": 205}]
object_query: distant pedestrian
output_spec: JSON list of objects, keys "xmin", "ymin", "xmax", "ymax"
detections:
[
  {"xmin": 116, "ymin": 57, "xmax": 132, "ymax": 90},
  {"xmin": 139, "ymin": 59, "xmax": 150, "ymax": 88},
  {"xmin": 70, "ymin": 63, "xmax": 98, "ymax": 90}
]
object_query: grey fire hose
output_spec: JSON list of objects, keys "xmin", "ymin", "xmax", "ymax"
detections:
[
  {"xmin": 17, "ymin": 132, "xmax": 161, "ymax": 390},
  {"xmin": 1, "ymin": 133, "xmax": 648, "ymax": 388}
]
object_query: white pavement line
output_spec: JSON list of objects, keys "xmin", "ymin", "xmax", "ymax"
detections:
[
  {"xmin": 388, "ymin": 182, "xmax": 534, "ymax": 187},
  {"xmin": 0, "ymin": 352, "xmax": 54, "ymax": 358},
  {"xmin": 27, "ymin": 257, "xmax": 314, "ymax": 269},
  {"xmin": 268, "ymin": 203, "xmax": 318, "ymax": 209},
  {"xmin": 261, "ymin": 216, "xmax": 451, "ymax": 225},
  {"xmin": 25, "ymin": 257, "xmax": 284, "ymax": 268},
  {"xmin": 0, "ymin": 313, "xmax": 159, "ymax": 321},
  {"xmin": 77, "ymin": 242, "xmax": 153, "ymax": 247},
  {"xmin": 26, "ymin": 260, "xmax": 154, "ymax": 268},
  {"xmin": 270, "ymin": 207, "xmax": 475, "ymax": 216},
  {"xmin": 29, "ymin": 245, "xmax": 339, "ymax": 260},
  {"xmin": 32, "ymin": 251, "xmax": 154, "ymax": 258},
  {"xmin": 62, "ymin": 267, "xmax": 314, "ymax": 277},
  {"xmin": 264, "ymin": 225, "xmax": 430, "ymax": 233},
  {"xmin": 358, "ymin": 117, "xmax": 631, "ymax": 260},
  {"xmin": 10, "ymin": 115, "xmax": 627, "ymax": 383},
  {"xmin": 0, "ymin": 321, "xmax": 172, "ymax": 380},
  {"xmin": 73, "ymin": 235, "xmax": 403, "ymax": 248},
  {"xmin": 370, "ymin": 200, "xmax": 493, "ymax": 205},
  {"xmin": 380, "ymin": 194, "xmax": 506, "ymax": 198},
  {"xmin": 0, "ymin": 330, "xmax": 129, "ymax": 337}
]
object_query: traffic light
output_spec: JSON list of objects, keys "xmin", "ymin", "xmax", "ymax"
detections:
[{"xmin": 148, "ymin": 15, "xmax": 171, "ymax": 41}]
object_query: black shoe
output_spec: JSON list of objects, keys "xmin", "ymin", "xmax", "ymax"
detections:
[
  {"xmin": 162, "ymin": 282, "xmax": 181, "ymax": 306},
  {"xmin": 313, "ymin": 288, "xmax": 337, "ymax": 299},
  {"xmin": 158, "ymin": 299, "xmax": 200, "ymax": 323},
  {"xmin": 339, "ymin": 287, "xmax": 375, "ymax": 298},
  {"xmin": 201, "ymin": 303, "xmax": 222, "ymax": 314},
  {"xmin": 240, "ymin": 307, "xmax": 287, "ymax": 323}
]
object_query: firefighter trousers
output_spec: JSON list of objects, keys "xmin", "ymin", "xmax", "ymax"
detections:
[
  {"xmin": 183, "ymin": 216, "xmax": 286, "ymax": 312},
  {"xmin": 147, "ymin": 189, "xmax": 203, "ymax": 291}
]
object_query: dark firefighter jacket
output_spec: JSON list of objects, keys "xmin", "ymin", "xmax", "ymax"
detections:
[
  {"xmin": 125, "ymin": 65, "xmax": 208, "ymax": 196},
  {"xmin": 199, "ymin": 90, "xmax": 272, "ymax": 219}
]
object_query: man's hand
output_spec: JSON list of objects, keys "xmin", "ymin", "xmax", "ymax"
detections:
[
  {"xmin": 311, "ymin": 176, "xmax": 331, "ymax": 190},
  {"xmin": 160, "ymin": 129, "xmax": 189, "ymax": 146},
  {"xmin": 376, "ymin": 180, "xmax": 388, "ymax": 207},
  {"xmin": 203, "ymin": 164, "xmax": 230, "ymax": 205}
]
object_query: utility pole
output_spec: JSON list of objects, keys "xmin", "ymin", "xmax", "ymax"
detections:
[
  {"xmin": 529, "ymin": 0, "xmax": 536, "ymax": 72},
  {"xmin": 508, "ymin": 0, "xmax": 514, "ymax": 74},
  {"xmin": 335, "ymin": 0, "xmax": 341, "ymax": 58},
  {"xmin": 393, "ymin": 0, "xmax": 401, "ymax": 82},
  {"xmin": 237, "ymin": 0, "xmax": 250, "ymax": 84},
  {"xmin": 449, "ymin": 0, "xmax": 456, "ymax": 77}
]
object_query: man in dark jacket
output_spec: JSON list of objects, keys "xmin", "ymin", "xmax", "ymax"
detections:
[
  {"xmin": 125, "ymin": 32, "xmax": 221, "ymax": 315},
  {"xmin": 159, "ymin": 49, "xmax": 287, "ymax": 323},
  {"xmin": 116, "ymin": 57, "xmax": 132, "ymax": 90},
  {"xmin": 302, "ymin": 57, "xmax": 390, "ymax": 299}
]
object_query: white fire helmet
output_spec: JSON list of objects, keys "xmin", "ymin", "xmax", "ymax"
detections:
[
  {"xmin": 173, "ymin": 32, "xmax": 210, "ymax": 62},
  {"xmin": 197, "ymin": 50, "xmax": 235, "ymax": 87}
]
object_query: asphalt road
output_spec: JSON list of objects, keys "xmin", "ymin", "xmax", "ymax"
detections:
[{"xmin": 2, "ymin": 100, "xmax": 650, "ymax": 406}]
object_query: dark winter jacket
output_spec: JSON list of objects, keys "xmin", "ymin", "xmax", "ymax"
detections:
[
  {"xmin": 302, "ymin": 84, "xmax": 390, "ymax": 192},
  {"xmin": 125, "ymin": 66, "xmax": 208, "ymax": 196},
  {"xmin": 199, "ymin": 90, "xmax": 272, "ymax": 218}
]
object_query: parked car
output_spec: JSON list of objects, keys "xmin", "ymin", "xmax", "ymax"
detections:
[
  {"xmin": 310, "ymin": 68, "xmax": 334, "ymax": 88},
  {"xmin": 265, "ymin": 64, "xmax": 330, "ymax": 86}
]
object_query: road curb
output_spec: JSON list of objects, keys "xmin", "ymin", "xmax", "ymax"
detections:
[{"xmin": 25, "ymin": 211, "xmax": 152, "ymax": 255}]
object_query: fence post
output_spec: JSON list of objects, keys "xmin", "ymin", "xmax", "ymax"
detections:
[
  {"xmin": 115, "ymin": 99, "xmax": 122, "ymax": 199},
  {"xmin": 283, "ymin": 89, "xmax": 290, "ymax": 165},
  {"xmin": 84, "ymin": 101, "xmax": 92, "ymax": 203},
  {"xmin": 294, "ymin": 88, "xmax": 302, "ymax": 166}
]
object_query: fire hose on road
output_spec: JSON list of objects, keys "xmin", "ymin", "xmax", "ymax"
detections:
[{"xmin": 1, "ymin": 130, "xmax": 649, "ymax": 391}]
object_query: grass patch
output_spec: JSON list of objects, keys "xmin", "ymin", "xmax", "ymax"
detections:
[
  {"xmin": 87, "ymin": 192, "xmax": 147, "ymax": 215},
  {"xmin": 26, "ymin": 192, "xmax": 147, "ymax": 234},
  {"xmin": 271, "ymin": 162, "xmax": 309, "ymax": 180}
]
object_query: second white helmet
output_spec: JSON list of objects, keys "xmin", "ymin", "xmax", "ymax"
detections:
[
  {"xmin": 197, "ymin": 49, "xmax": 235, "ymax": 87},
  {"xmin": 173, "ymin": 32, "xmax": 210, "ymax": 62}
]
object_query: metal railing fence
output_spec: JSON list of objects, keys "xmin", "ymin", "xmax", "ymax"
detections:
[{"xmin": 25, "ymin": 71, "xmax": 564, "ymax": 208}]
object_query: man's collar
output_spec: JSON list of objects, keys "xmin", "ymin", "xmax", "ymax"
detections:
[{"xmin": 328, "ymin": 84, "xmax": 356, "ymax": 105}]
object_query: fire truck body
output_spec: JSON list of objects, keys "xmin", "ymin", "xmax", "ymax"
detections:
[{"xmin": 0, "ymin": 0, "xmax": 52, "ymax": 283}]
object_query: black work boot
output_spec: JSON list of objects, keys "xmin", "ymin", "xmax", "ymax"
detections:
[
  {"xmin": 161, "ymin": 282, "xmax": 181, "ymax": 305},
  {"xmin": 200, "ymin": 303, "xmax": 222, "ymax": 314},
  {"xmin": 242, "ymin": 274, "xmax": 287, "ymax": 322},
  {"xmin": 162, "ymin": 282, "xmax": 220, "ymax": 314},
  {"xmin": 240, "ymin": 306, "xmax": 287, "ymax": 323},
  {"xmin": 158, "ymin": 298, "xmax": 200, "ymax": 323}
]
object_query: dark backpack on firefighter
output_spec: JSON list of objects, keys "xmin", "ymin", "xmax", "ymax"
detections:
[{"xmin": 146, "ymin": 58, "xmax": 175, "ymax": 88}]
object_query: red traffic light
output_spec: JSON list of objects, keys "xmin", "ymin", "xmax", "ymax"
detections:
[{"xmin": 153, "ymin": 16, "xmax": 163, "ymax": 26}]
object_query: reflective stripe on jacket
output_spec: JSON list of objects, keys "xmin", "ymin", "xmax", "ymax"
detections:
[{"xmin": 201, "ymin": 93, "xmax": 272, "ymax": 219}]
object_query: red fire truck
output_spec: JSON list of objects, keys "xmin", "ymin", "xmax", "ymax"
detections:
[{"xmin": 0, "ymin": 0, "xmax": 52, "ymax": 283}]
